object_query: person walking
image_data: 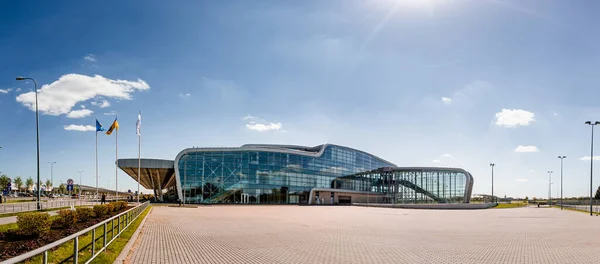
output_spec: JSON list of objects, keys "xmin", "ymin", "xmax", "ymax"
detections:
[{"xmin": 101, "ymin": 193, "xmax": 106, "ymax": 205}]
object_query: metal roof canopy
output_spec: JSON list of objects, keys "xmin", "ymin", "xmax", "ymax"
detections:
[{"xmin": 117, "ymin": 159, "xmax": 175, "ymax": 190}]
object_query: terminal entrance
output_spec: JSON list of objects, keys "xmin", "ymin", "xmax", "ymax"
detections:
[{"xmin": 338, "ymin": 196, "xmax": 352, "ymax": 204}]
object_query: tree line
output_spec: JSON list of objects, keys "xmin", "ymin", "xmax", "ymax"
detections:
[{"xmin": 0, "ymin": 174, "xmax": 79, "ymax": 194}]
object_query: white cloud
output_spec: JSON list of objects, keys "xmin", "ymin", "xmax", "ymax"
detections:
[
  {"xmin": 553, "ymin": 113, "xmax": 558, "ymax": 116},
  {"xmin": 15, "ymin": 88, "xmax": 21, "ymax": 92},
  {"xmin": 247, "ymin": 122, "xmax": 282, "ymax": 132},
  {"xmin": 0, "ymin": 88, "xmax": 12, "ymax": 94},
  {"xmin": 529, "ymin": 169, "xmax": 536, "ymax": 173},
  {"xmin": 16, "ymin": 74, "xmax": 148, "ymax": 116},
  {"xmin": 91, "ymin": 100, "xmax": 111, "ymax": 108},
  {"xmin": 179, "ymin": 93, "xmax": 191, "ymax": 98},
  {"xmin": 580, "ymin": 156, "xmax": 600, "ymax": 161},
  {"xmin": 495, "ymin": 109, "xmax": 535, "ymax": 127},
  {"xmin": 441, "ymin": 97, "xmax": 452, "ymax": 105},
  {"xmin": 84, "ymin": 54, "xmax": 97, "ymax": 62},
  {"xmin": 514, "ymin": 145, "xmax": 540, "ymax": 153},
  {"xmin": 104, "ymin": 111, "xmax": 117, "ymax": 116},
  {"xmin": 64, "ymin": 124, "xmax": 95, "ymax": 131},
  {"xmin": 516, "ymin": 179, "xmax": 529, "ymax": 182},
  {"xmin": 243, "ymin": 115, "xmax": 282, "ymax": 132},
  {"xmin": 441, "ymin": 153, "xmax": 452, "ymax": 158},
  {"xmin": 80, "ymin": 105, "xmax": 86, "ymax": 108},
  {"xmin": 99, "ymin": 100, "xmax": 110, "ymax": 108},
  {"xmin": 66, "ymin": 109, "xmax": 93, "ymax": 118},
  {"xmin": 432, "ymin": 159, "xmax": 441, "ymax": 163}
]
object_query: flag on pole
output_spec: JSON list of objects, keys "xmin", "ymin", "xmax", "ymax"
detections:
[
  {"xmin": 106, "ymin": 117, "xmax": 119, "ymax": 135},
  {"xmin": 136, "ymin": 111, "xmax": 141, "ymax": 136},
  {"xmin": 96, "ymin": 119, "xmax": 105, "ymax": 132}
]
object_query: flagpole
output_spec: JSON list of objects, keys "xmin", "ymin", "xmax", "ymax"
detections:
[
  {"xmin": 137, "ymin": 130, "xmax": 141, "ymax": 204},
  {"xmin": 115, "ymin": 125, "xmax": 118, "ymax": 201},
  {"xmin": 95, "ymin": 130, "xmax": 99, "ymax": 202},
  {"xmin": 136, "ymin": 111, "xmax": 142, "ymax": 204}
]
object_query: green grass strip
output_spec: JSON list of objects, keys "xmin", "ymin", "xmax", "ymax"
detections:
[
  {"xmin": 16, "ymin": 206, "xmax": 151, "ymax": 264},
  {"xmin": 494, "ymin": 202, "xmax": 528, "ymax": 209},
  {"xmin": 90, "ymin": 206, "xmax": 151, "ymax": 263}
]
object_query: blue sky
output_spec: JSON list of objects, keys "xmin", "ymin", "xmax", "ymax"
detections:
[{"xmin": 2, "ymin": 0, "xmax": 600, "ymax": 198}]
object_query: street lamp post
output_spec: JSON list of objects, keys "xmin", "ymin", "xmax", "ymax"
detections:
[
  {"xmin": 558, "ymin": 156, "xmax": 566, "ymax": 210},
  {"xmin": 585, "ymin": 121, "xmax": 600, "ymax": 216},
  {"xmin": 16, "ymin": 77, "xmax": 41, "ymax": 210},
  {"xmin": 78, "ymin": 170, "xmax": 84, "ymax": 199},
  {"xmin": 47, "ymin": 161, "xmax": 56, "ymax": 193},
  {"xmin": 547, "ymin": 171, "xmax": 553, "ymax": 206},
  {"xmin": 490, "ymin": 163, "xmax": 495, "ymax": 203}
]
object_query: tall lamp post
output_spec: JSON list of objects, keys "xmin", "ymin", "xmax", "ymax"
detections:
[
  {"xmin": 558, "ymin": 156, "xmax": 566, "ymax": 210},
  {"xmin": 16, "ymin": 76, "xmax": 41, "ymax": 210},
  {"xmin": 47, "ymin": 161, "xmax": 56, "ymax": 193},
  {"xmin": 78, "ymin": 170, "xmax": 84, "ymax": 199},
  {"xmin": 547, "ymin": 171, "xmax": 553, "ymax": 206},
  {"xmin": 490, "ymin": 163, "xmax": 495, "ymax": 203},
  {"xmin": 585, "ymin": 121, "xmax": 599, "ymax": 216}
]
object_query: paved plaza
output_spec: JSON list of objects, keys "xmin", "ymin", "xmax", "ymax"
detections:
[{"xmin": 125, "ymin": 205, "xmax": 600, "ymax": 264}]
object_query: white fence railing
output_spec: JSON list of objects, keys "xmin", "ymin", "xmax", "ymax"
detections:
[{"xmin": 0, "ymin": 200, "xmax": 98, "ymax": 215}]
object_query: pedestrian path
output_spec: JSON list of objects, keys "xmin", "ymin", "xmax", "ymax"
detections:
[
  {"xmin": 0, "ymin": 200, "xmax": 96, "ymax": 215},
  {"xmin": 126, "ymin": 206, "xmax": 600, "ymax": 264},
  {"xmin": 0, "ymin": 210, "xmax": 61, "ymax": 225}
]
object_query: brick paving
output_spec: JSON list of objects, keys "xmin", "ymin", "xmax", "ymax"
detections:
[{"xmin": 126, "ymin": 206, "xmax": 600, "ymax": 264}]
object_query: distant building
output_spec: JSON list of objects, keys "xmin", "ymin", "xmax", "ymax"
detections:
[{"xmin": 118, "ymin": 144, "xmax": 474, "ymax": 204}]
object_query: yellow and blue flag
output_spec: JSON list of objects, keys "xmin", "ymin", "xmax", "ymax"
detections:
[
  {"xmin": 96, "ymin": 119, "xmax": 105, "ymax": 132},
  {"xmin": 106, "ymin": 117, "xmax": 119, "ymax": 135}
]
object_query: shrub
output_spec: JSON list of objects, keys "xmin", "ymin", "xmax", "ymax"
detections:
[
  {"xmin": 17, "ymin": 212, "xmax": 51, "ymax": 236},
  {"xmin": 54, "ymin": 209, "xmax": 78, "ymax": 228},
  {"xmin": 105, "ymin": 203, "xmax": 114, "ymax": 213},
  {"xmin": 76, "ymin": 207, "xmax": 93, "ymax": 222},
  {"xmin": 112, "ymin": 201, "xmax": 128, "ymax": 211},
  {"xmin": 93, "ymin": 204, "xmax": 108, "ymax": 217},
  {"xmin": 110, "ymin": 202, "xmax": 121, "ymax": 211}
]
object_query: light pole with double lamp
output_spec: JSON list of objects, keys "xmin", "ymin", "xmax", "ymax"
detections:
[
  {"xmin": 585, "ymin": 121, "xmax": 600, "ymax": 216},
  {"xmin": 547, "ymin": 171, "xmax": 553, "ymax": 206},
  {"xmin": 489, "ymin": 163, "xmax": 495, "ymax": 203},
  {"xmin": 47, "ymin": 161, "xmax": 56, "ymax": 193},
  {"xmin": 16, "ymin": 76, "xmax": 41, "ymax": 210},
  {"xmin": 78, "ymin": 170, "xmax": 84, "ymax": 199},
  {"xmin": 558, "ymin": 156, "xmax": 566, "ymax": 210}
]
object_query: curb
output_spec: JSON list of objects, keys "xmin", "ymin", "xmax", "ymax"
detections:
[{"xmin": 113, "ymin": 206, "xmax": 153, "ymax": 264}]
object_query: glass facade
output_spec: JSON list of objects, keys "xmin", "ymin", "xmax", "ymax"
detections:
[
  {"xmin": 174, "ymin": 144, "xmax": 473, "ymax": 204},
  {"xmin": 334, "ymin": 168, "xmax": 473, "ymax": 203},
  {"xmin": 175, "ymin": 144, "xmax": 394, "ymax": 204}
]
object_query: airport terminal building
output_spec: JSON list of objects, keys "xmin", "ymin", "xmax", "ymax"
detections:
[{"xmin": 118, "ymin": 144, "xmax": 474, "ymax": 204}]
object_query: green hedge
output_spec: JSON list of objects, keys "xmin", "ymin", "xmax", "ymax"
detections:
[
  {"xmin": 93, "ymin": 204, "xmax": 109, "ymax": 217},
  {"xmin": 54, "ymin": 210, "xmax": 78, "ymax": 228},
  {"xmin": 76, "ymin": 207, "xmax": 93, "ymax": 222},
  {"xmin": 105, "ymin": 203, "xmax": 115, "ymax": 212},
  {"xmin": 17, "ymin": 212, "xmax": 51, "ymax": 236}
]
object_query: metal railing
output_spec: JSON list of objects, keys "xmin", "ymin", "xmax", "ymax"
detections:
[
  {"xmin": 561, "ymin": 204, "xmax": 600, "ymax": 214},
  {"xmin": 0, "ymin": 200, "xmax": 99, "ymax": 215},
  {"xmin": 1, "ymin": 201, "xmax": 150, "ymax": 264}
]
